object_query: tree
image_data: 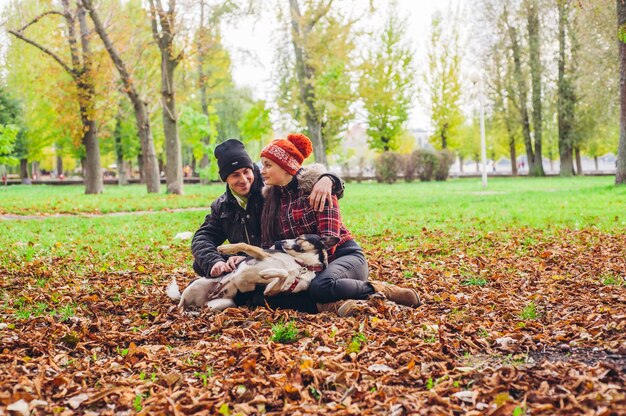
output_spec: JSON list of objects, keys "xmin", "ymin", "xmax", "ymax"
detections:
[
  {"xmin": 0, "ymin": 124, "xmax": 19, "ymax": 168},
  {"xmin": 8, "ymin": 0, "xmax": 104, "ymax": 193},
  {"xmin": 425, "ymin": 10, "xmax": 463, "ymax": 150},
  {"xmin": 490, "ymin": 43, "xmax": 521, "ymax": 176},
  {"xmin": 110, "ymin": 99, "xmax": 141, "ymax": 185},
  {"xmin": 571, "ymin": 0, "xmax": 617, "ymax": 172},
  {"xmin": 83, "ymin": 0, "xmax": 161, "ymax": 193},
  {"xmin": 359, "ymin": 7, "xmax": 415, "ymax": 152},
  {"xmin": 557, "ymin": 0, "xmax": 576, "ymax": 176},
  {"xmin": 149, "ymin": 0, "xmax": 184, "ymax": 194},
  {"xmin": 193, "ymin": 5, "xmax": 237, "ymax": 183},
  {"xmin": 280, "ymin": 0, "xmax": 356, "ymax": 164},
  {"xmin": 616, "ymin": 0, "xmax": 626, "ymax": 184},
  {"xmin": 179, "ymin": 105, "xmax": 217, "ymax": 180},
  {"xmin": 0, "ymin": 87, "xmax": 21, "ymax": 169},
  {"xmin": 525, "ymin": 0, "xmax": 545, "ymax": 176},
  {"xmin": 504, "ymin": 5, "xmax": 536, "ymax": 175},
  {"xmin": 238, "ymin": 99, "xmax": 274, "ymax": 157}
]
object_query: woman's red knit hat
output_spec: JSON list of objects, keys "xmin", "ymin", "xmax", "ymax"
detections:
[{"xmin": 260, "ymin": 133, "xmax": 313, "ymax": 175}]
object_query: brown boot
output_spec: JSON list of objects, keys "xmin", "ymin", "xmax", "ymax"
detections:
[
  {"xmin": 370, "ymin": 281, "xmax": 421, "ymax": 307},
  {"xmin": 316, "ymin": 300, "xmax": 364, "ymax": 317}
]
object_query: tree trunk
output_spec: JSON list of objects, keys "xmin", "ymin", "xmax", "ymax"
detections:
[
  {"xmin": 557, "ymin": 0, "xmax": 575, "ymax": 177},
  {"xmin": 161, "ymin": 58, "xmax": 183, "ymax": 194},
  {"xmin": 594, "ymin": 155, "xmax": 599, "ymax": 172},
  {"xmin": 441, "ymin": 124, "xmax": 448, "ymax": 149},
  {"xmin": 617, "ymin": 0, "xmax": 626, "ymax": 184},
  {"xmin": 131, "ymin": 94, "xmax": 160, "ymax": 191},
  {"xmin": 56, "ymin": 154, "xmax": 63, "ymax": 177},
  {"xmin": 81, "ymin": 120, "xmax": 103, "ymax": 193},
  {"xmin": 83, "ymin": 0, "xmax": 160, "ymax": 193},
  {"xmin": 150, "ymin": 0, "xmax": 183, "ymax": 194},
  {"xmin": 509, "ymin": 135, "xmax": 517, "ymax": 176},
  {"xmin": 75, "ymin": 1, "xmax": 103, "ymax": 194},
  {"xmin": 289, "ymin": 0, "xmax": 326, "ymax": 165},
  {"xmin": 20, "ymin": 158, "xmax": 31, "ymax": 184},
  {"xmin": 197, "ymin": 1, "xmax": 212, "ymax": 185},
  {"xmin": 507, "ymin": 21, "xmax": 534, "ymax": 172},
  {"xmin": 32, "ymin": 161, "xmax": 40, "ymax": 181},
  {"xmin": 459, "ymin": 154, "xmax": 464, "ymax": 173},
  {"xmin": 527, "ymin": 0, "xmax": 545, "ymax": 176},
  {"xmin": 575, "ymin": 146, "xmax": 582, "ymax": 175},
  {"xmin": 138, "ymin": 153, "xmax": 145, "ymax": 184},
  {"xmin": 115, "ymin": 123, "xmax": 128, "ymax": 185}
]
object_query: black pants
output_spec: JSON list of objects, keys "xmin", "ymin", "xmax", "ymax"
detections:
[
  {"xmin": 308, "ymin": 239, "xmax": 374, "ymax": 303},
  {"xmin": 234, "ymin": 286, "xmax": 319, "ymax": 313}
]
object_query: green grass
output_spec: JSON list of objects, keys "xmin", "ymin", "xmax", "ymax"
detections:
[
  {"xmin": 0, "ymin": 183, "xmax": 224, "ymax": 215},
  {"xmin": 519, "ymin": 301, "xmax": 539, "ymax": 320},
  {"xmin": 461, "ymin": 276, "xmax": 489, "ymax": 286},
  {"xmin": 270, "ymin": 320, "xmax": 300, "ymax": 343},
  {"xmin": 1, "ymin": 177, "xmax": 624, "ymax": 233},
  {"xmin": 339, "ymin": 176, "xmax": 626, "ymax": 237},
  {"xmin": 0, "ymin": 177, "xmax": 624, "ymax": 275}
]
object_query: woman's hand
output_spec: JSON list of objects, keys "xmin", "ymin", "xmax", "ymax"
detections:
[{"xmin": 309, "ymin": 176, "xmax": 334, "ymax": 212}]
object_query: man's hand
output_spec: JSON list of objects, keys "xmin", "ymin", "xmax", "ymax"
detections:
[
  {"xmin": 210, "ymin": 256, "xmax": 246, "ymax": 277},
  {"xmin": 226, "ymin": 255, "xmax": 246, "ymax": 270},
  {"xmin": 210, "ymin": 261, "xmax": 231, "ymax": 277},
  {"xmin": 309, "ymin": 176, "xmax": 334, "ymax": 212}
]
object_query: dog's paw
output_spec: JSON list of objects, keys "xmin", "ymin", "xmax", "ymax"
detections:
[
  {"xmin": 259, "ymin": 268, "xmax": 288, "ymax": 280},
  {"xmin": 217, "ymin": 244, "xmax": 238, "ymax": 255},
  {"xmin": 263, "ymin": 278, "xmax": 282, "ymax": 296}
]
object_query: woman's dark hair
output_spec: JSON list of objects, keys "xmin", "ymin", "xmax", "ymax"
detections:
[{"xmin": 261, "ymin": 185, "xmax": 282, "ymax": 247}]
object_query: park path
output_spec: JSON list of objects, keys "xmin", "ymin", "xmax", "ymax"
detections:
[{"xmin": 0, "ymin": 206, "xmax": 211, "ymax": 221}]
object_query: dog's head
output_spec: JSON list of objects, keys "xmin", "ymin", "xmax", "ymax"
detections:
[{"xmin": 279, "ymin": 234, "xmax": 339, "ymax": 269}]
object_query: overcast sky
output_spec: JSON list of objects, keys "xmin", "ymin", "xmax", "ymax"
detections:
[{"xmin": 0, "ymin": 0, "xmax": 465, "ymax": 129}]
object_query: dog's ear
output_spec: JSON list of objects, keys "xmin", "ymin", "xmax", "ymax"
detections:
[{"xmin": 321, "ymin": 235, "xmax": 340, "ymax": 249}]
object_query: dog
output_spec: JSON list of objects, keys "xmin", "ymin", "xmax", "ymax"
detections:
[{"xmin": 167, "ymin": 234, "xmax": 339, "ymax": 312}]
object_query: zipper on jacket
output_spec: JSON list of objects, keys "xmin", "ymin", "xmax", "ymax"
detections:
[{"xmin": 241, "ymin": 217, "xmax": 250, "ymax": 244}]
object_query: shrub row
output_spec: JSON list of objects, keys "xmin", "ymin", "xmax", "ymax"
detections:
[{"xmin": 374, "ymin": 149, "xmax": 456, "ymax": 183}]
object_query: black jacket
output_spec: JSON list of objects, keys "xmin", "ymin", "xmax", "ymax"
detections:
[{"xmin": 191, "ymin": 164, "xmax": 343, "ymax": 277}]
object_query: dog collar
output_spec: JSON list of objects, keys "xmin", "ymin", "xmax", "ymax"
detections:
[
  {"xmin": 295, "ymin": 260, "xmax": 323, "ymax": 272},
  {"xmin": 287, "ymin": 277, "xmax": 300, "ymax": 292}
]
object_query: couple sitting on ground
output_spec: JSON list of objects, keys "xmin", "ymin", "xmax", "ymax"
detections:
[{"xmin": 191, "ymin": 133, "xmax": 420, "ymax": 317}]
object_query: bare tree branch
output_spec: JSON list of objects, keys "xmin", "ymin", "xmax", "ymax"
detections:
[
  {"xmin": 61, "ymin": 0, "xmax": 83, "ymax": 75},
  {"xmin": 15, "ymin": 10, "xmax": 64, "ymax": 33},
  {"xmin": 82, "ymin": 0, "xmax": 135, "ymax": 97},
  {"xmin": 7, "ymin": 30, "xmax": 75, "ymax": 77}
]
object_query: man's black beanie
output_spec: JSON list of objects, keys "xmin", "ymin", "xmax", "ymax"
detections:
[{"xmin": 214, "ymin": 139, "xmax": 255, "ymax": 181}]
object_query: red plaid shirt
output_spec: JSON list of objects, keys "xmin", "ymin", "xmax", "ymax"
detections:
[{"xmin": 276, "ymin": 180, "xmax": 352, "ymax": 255}]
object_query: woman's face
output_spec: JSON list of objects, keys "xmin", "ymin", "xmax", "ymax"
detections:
[{"xmin": 261, "ymin": 157, "xmax": 292, "ymax": 186}]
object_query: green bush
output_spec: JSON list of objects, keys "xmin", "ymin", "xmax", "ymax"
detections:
[
  {"xmin": 403, "ymin": 152, "xmax": 418, "ymax": 182},
  {"xmin": 435, "ymin": 149, "xmax": 456, "ymax": 181},
  {"xmin": 413, "ymin": 149, "xmax": 439, "ymax": 182},
  {"xmin": 374, "ymin": 151, "xmax": 402, "ymax": 184}
]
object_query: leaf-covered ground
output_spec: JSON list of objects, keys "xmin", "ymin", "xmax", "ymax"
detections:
[{"xmin": 1, "ymin": 228, "xmax": 625, "ymax": 415}]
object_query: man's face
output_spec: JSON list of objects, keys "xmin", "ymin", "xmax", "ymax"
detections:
[{"xmin": 226, "ymin": 167, "xmax": 254, "ymax": 196}]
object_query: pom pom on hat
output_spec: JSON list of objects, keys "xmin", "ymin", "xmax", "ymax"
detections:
[
  {"xmin": 260, "ymin": 133, "xmax": 313, "ymax": 176},
  {"xmin": 286, "ymin": 133, "xmax": 313, "ymax": 159}
]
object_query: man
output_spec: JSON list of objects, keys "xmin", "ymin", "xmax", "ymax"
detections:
[{"xmin": 191, "ymin": 139, "xmax": 357, "ymax": 315}]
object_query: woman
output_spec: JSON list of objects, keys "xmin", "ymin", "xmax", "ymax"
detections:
[{"xmin": 260, "ymin": 133, "xmax": 421, "ymax": 307}]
